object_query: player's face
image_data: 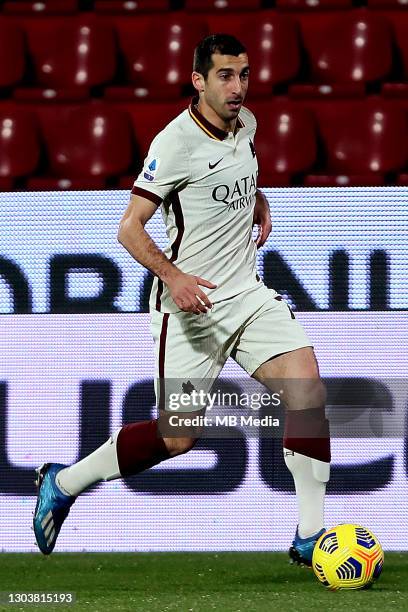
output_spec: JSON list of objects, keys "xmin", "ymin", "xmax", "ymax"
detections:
[{"xmin": 203, "ymin": 53, "xmax": 249, "ymax": 122}]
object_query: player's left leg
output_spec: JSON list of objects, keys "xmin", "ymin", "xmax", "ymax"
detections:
[
  {"xmin": 230, "ymin": 284, "xmax": 330, "ymax": 566},
  {"xmin": 252, "ymin": 347, "xmax": 329, "ymax": 566}
]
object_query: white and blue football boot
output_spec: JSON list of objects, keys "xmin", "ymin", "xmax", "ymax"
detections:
[
  {"xmin": 33, "ymin": 463, "xmax": 76, "ymax": 555},
  {"xmin": 289, "ymin": 526, "xmax": 326, "ymax": 567}
]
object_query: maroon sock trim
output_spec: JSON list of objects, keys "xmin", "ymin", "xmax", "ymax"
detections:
[
  {"xmin": 158, "ymin": 313, "xmax": 169, "ymax": 411},
  {"xmin": 284, "ymin": 407, "xmax": 331, "ymax": 463},
  {"xmin": 117, "ymin": 419, "xmax": 170, "ymax": 477}
]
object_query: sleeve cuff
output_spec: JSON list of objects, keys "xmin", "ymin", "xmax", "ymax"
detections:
[{"xmin": 131, "ymin": 186, "xmax": 163, "ymax": 206}]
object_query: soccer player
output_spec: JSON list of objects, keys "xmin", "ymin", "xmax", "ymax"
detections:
[{"xmin": 33, "ymin": 34, "xmax": 330, "ymax": 565}]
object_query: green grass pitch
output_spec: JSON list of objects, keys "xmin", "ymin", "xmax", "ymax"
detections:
[{"xmin": 0, "ymin": 552, "xmax": 406, "ymax": 611}]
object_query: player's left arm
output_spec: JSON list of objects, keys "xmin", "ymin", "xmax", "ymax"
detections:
[{"xmin": 253, "ymin": 189, "xmax": 272, "ymax": 248}]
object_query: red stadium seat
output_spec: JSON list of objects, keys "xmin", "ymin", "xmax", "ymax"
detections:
[
  {"xmin": 95, "ymin": 0, "xmax": 169, "ymax": 13},
  {"xmin": 115, "ymin": 100, "xmax": 188, "ymax": 189},
  {"xmin": 367, "ymin": 0, "xmax": 407, "ymax": 7},
  {"xmin": 304, "ymin": 174, "xmax": 385, "ymax": 187},
  {"xmin": 277, "ymin": 0, "xmax": 352, "ymax": 8},
  {"xmin": 123, "ymin": 100, "xmax": 187, "ymax": 157},
  {"xmin": 382, "ymin": 13, "xmax": 408, "ymax": 97},
  {"xmin": 27, "ymin": 176, "xmax": 110, "ymax": 190},
  {"xmin": 309, "ymin": 100, "xmax": 408, "ymax": 184},
  {"xmin": 29, "ymin": 104, "xmax": 132, "ymax": 189},
  {"xmin": 237, "ymin": 14, "xmax": 300, "ymax": 96},
  {"xmin": 0, "ymin": 20, "xmax": 25, "ymax": 88},
  {"xmin": 108, "ymin": 16, "xmax": 208, "ymax": 100},
  {"xmin": 249, "ymin": 101, "xmax": 317, "ymax": 186},
  {"xmin": 185, "ymin": 0, "xmax": 261, "ymax": 10},
  {"xmin": 15, "ymin": 16, "xmax": 116, "ymax": 100},
  {"xmin": 3, "ymin": 1, "xmax": 78, "ymax": 15},
  {"xmin": 0, "ymin": 107, "xmax": 40, "ymax": 187},
  {"xmin": 396, "ymin": 173, "xmax": 408, "ymax": 185},
  {"xmin": 291, "ymin": 11, "xmax": 393, "ymax": 98},
  {"xmin": 53, "ymin": 104, "xmax": 132, "ymax": 178}
]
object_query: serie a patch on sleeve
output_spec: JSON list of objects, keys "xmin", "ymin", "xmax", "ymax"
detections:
[{"xmin": 143, "ymin": 157, "xmax": 161, "ymax": 182}]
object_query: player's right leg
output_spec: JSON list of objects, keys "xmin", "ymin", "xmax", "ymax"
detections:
[
  {"xmin": 33, "ymin": 463, "xmax": 76, "ymax": 555},
  {"xmin": 33, "ymin": 423, "xmax": 197, "ymax": 554},
  {"xmin": 33, "ymin": 308, "xmax": 228, "ymax": 554}
]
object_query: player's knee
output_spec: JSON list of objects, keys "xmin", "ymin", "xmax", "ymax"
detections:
[
  {"xmin": 164, "ymin": 436, "xmax": 198, "ymax": 457},
  {"xmin": 307, "ymin": 378, "xmax": 327, "ymax": 409},
  {"xmin": 285, "ymin": 377, "xmax": 327, "ymax": 411}
]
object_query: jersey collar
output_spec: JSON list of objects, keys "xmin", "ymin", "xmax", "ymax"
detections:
[{"xmin": 188, "ymin": 96, "xmax": 245, "ymax": 141}]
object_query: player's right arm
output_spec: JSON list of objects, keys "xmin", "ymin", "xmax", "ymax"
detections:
[{"xmin": 118, "ymin": 194, "xmax": 216, "ymax": 314}]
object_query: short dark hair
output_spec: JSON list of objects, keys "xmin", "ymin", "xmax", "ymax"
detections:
[{"xmin": 193, "ymin": 34, "xmax": 247, "ymax": 80}]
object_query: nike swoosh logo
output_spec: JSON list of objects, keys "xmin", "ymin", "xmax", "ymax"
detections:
[{"xmin": 209, "ymin": 158, "xmax": 223, "ymax": 169}]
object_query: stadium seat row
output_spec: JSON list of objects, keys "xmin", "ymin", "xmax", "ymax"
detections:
[
  {"xmin": 1, "ymin": 10, "xmax": 408, "ymax": 101},
  {"xmin": 1, "ymin": 1, "xmax": 408, "ymax": 16},
  {"xmin": 1, "ymin": 98, "xmax": 408, "ymax": 190}
]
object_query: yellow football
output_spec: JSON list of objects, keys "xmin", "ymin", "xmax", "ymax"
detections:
[{"xmin": 312, "ymin": 524, "xmax": 384, "ymax": 591}]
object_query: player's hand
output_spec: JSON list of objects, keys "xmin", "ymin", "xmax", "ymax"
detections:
[
  {"xmin": 166, "ymin": 271, "xmax": 217, "ymax": 314},
  {"xmin": 253, "ymin": 191, "xmax": 272, "ymax": 248}
]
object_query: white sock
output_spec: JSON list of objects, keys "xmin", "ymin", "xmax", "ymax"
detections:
[
  {"xmin": 284, "ymin": 448, "xmax": 330, "ymax": 539},
  {"xmin": 55, "ymin": 430, "xmax": 122, "ymax": 497}
]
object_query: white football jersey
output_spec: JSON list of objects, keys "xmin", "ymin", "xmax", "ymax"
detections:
[{"xmin": 132, "ymin": 97, "xmax": 259, "ymax": 313}]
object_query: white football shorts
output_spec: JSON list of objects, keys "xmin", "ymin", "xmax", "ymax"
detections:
[{"xmin": 150, "ymin": 282, "xmax": 312, "ymax": 412}]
